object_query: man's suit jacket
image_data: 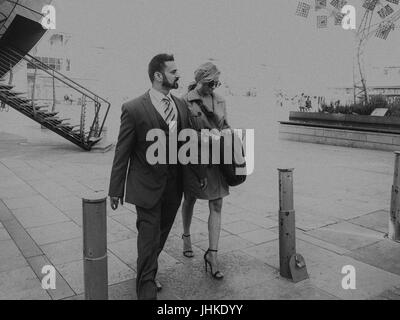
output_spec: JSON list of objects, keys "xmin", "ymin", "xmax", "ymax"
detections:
[{"xmin": 108, "ymin": 90, "xmax": 204, "ymax": 209}]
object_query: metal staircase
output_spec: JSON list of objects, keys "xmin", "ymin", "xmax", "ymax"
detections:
[{"xmin": 0, "ymin": 45, "xmax": 110, "ymax": 151}]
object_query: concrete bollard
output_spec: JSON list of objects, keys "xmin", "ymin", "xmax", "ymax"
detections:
[
  {"xmin": 278, "ymin": 168, "xmax": 296, "ymax": 279},
  {"xmin": 82, "ymin": 195, "xmax": 108, "ymax": 300},
  {"xmin": 389, "ymin": 152, "xmax": 400, "ymax": 241}
]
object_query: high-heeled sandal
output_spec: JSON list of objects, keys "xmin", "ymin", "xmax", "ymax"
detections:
[
  {"xmin": 182, "ymin": 234, "xmax": 194, "ymax": 258},
  {"xmin": 204, "ymin": 249, "xmax": 224, "ymax": 280}
]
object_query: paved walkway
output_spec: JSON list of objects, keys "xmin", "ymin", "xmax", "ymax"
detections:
[{"xmin": 0, "ymin": 96, "xmax": 400, "ymax": 300}]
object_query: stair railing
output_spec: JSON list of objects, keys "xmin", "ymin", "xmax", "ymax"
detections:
[{"xmin": 0, "ymin": 45, "xmax": 111, "ymax": 148}]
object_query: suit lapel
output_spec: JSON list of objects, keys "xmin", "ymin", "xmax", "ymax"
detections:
[
  {"xmin": 142, "ymin": 90, "xmax": 161, "ymax": 129},
  {"xmin": 171, "ymin": 95, "xmax": 185, "ymax": 127}
]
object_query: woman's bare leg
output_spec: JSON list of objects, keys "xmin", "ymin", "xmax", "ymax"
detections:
[
  {"xmin": 206, "ymin": 198, "xmax": 223, "ymax": 274},
  {"xmin": 181, "ymin": 195, "xmax": 196, "ymax": 256}
]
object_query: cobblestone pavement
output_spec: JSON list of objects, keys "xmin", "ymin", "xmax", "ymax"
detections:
[{"xmin": 0, "ymin": 96, "xmax": 399, "ymax": 299}]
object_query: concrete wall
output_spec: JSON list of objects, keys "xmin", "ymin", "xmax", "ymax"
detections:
[{"xmin": 279, "ymin": 123, "xmax": 400, "ymax": 152}]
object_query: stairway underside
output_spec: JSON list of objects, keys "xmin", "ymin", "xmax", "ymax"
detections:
[{"xmin": 0, "ymin": 81, "xmax": 102, "ymax": 150}]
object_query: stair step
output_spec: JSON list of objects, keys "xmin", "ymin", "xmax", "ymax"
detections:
[
  {"xmin": 41, "ymin": 112, "xmax": 59, "ymax": 117},
  {"xmin": 33, "ymin": 105, "xmax": 49, "ymax": 110},
  {"xmin": 43, "ymin": 116, "xmax": 61, "ymax": 121},
  {"xmin": 54, "ymin": 124, "xmax": 72, "ymax": 128},
  {"xmin": 8, "ymin": 91, "xmax": 27, "ymax": 96},
  {"xmin": 0, "ymin": 85, "xmax": 13, "ymax": 89}
]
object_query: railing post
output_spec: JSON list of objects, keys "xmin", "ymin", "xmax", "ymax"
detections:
[
  {"xmin": 82, "ymin": 195, "xmax": 108, "ymax": 300},
  {"xmin": 31, "ymin": 66, "xmax": 37, "ymax": 118},
  {"xmin": 278, "ymin": 168, "xmax": 296, "ymax": 279},
  {"xmin": 389, "ymin": 152, "xmax": 400, "ymax": 241},
  {"xmin": 52, "ymin": 69, "xmax": 56, "ymax": 112}
]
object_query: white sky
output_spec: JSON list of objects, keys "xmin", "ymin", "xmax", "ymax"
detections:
[{"xmin": 50, "ymin": 0, "xmax": 400, "ymax": 97}]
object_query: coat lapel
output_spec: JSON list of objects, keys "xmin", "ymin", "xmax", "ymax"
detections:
[
  {"xmin": 171, "ymin": 95, "xmax": 186, "ymax": 127},
  {"xmin": 141, "ymin": 90, "xmax": 161, "ymax": 129}
]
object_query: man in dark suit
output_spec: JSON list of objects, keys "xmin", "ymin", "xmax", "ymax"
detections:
[{"xmin": 108, "ymin": 54, "xmax": 206, "ymax": 300}]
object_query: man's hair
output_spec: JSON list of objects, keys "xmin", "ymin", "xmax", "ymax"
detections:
[{"xmin": 148, "ymin": 54, "xmax": 175, "ymax": 82}]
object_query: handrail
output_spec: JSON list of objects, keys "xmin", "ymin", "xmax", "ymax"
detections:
[
  {"xmin": 0, "ymin": 44, "xmax": 111, "ymax": 145},
  {"xmin": 0, "ymin": 46, "xmax": 111, "ymax": 138}
]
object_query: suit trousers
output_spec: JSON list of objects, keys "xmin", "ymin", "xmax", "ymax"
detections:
[{"xmin": 135, "ymin": 166, "xmax": 182, "ymax": 300}]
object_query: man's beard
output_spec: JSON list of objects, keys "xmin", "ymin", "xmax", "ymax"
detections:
[{"xmin": 162, "ymin": 74, "xmax": 178, "ymax": 89}]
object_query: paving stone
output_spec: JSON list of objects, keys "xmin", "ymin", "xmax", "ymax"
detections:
[
  {"xmin": 31, "ymin": 181, "xmax": 73, "ymax": 199},
  {"xmin": 0, "ymin": 226, "xmax": 11, "ymax": 241},
  {"xmin": 12, "ymin": 167, "xmax": 46, "ymax": 181},
  {"xmin": 238, "ymin": 228, "xmax": 278, "ymax": 244},
  {"xmin": 0, "ymin": 266, "xmax": 51, "ymax": 300},
  {"xmin": 194, "ymin": 234, "xmax": 255, "ymax": 254},
  {"xmin": 348, "ymin": 239, "xmax": 400, "ymax": 276},
  {"xmin": 0, "ymin": 239, "xmax": 28, "ymax": 272},
  {"xmin": 305, "ymin": 254, "xmax": 400, "ymax": 300},
  {"xmin": 163, "ymin": 233, "xmax": 207, "ymax": 264},
  {"xmin": 224, "ymin": 278, "xmax": 338, "ymax": 300},
  {"xmin": 3, "ymin": 195, "xmax": 51, "ymax": 210},
  {"xmin": 56, "ymin": 252, "xmax": 135, "ymax": 295},
  {"xmin": 1, "ymin": 218, "xmax": 43, "ymax": 258},
  {"xmin": 1, "ymin": 159, "xmax": 29, "ymax": 169},
  {"xmin": 12, "ymin": 205, "xmax": 70, "ymax": 228},
  {"xmin": 251, "ymin": 239, "xmax": 400, "ymax": 299},
  {"xmin": 62, "ymin": 209, "xmax": 83, "ymax": 226},
  {"xmin": 157, "ymin": 251, "xmax": 277, "ymax": 300},
  {"xmin": 307, "ymin": 221, "xmax": 385, "ymax": 251},
  {"xmin": 0, "ymin": 200, "xmax": 14, "ymax": 222},
  {"xmin": 242, "ymin": 215, "xmax": 278, "ymax": 229},
  {"xmin": 0, "ymin": 185, "xmax": 38, "ymax": 199},
  {"xmin": 296, "ymin": 230, "xmax": 352, "ymax": 255},
  {"xmin": 26, "ymin": 221, "xmax": 82, "ymax": 246},
  {"xmin": 222, "ymin": 220, "xmax": 263, "ymax": 234},
  {"xmin": 41, "ymin": 237, "xmax": 83, "ymax": 265},
  {"xmin": 108, "ymin": 237, "xmax": 138, "ymax": 270},
  {"xmin": 348, "ymin": 210, "xmax": 389, "ymax": 234},
  {"xmin": 107, "ymin": 217, "xmax": 137, "ymax": 243},
  {"xmin": 158, "ymin": 251, "xmax": 182, "ymax": 273},
  {"xmin": 107, "ymin": 278, "xmax": 179, "ymax": 300},
  {"xmin": 372, "ymin": 287, "xmax": 400, "ymax": 300},
  {"xmin": 48, "ymin": 196, "xmax": 82, "ymax": 211},
  {"xmin": 27, "ymin": 255, "xmax": 75, "ymax": 300},
  {"xmin": 110, "ymin": 212, "xmax": 138, "ymax": 232}
]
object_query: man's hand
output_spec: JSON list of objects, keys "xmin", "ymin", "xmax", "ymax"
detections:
[
  {"xmin": 110, "ymin": 196, "xmax": 123, "ymax": 210},
  {"xmin": 199, "ymin": 178, "xmax": 208, "ymax": 191}
]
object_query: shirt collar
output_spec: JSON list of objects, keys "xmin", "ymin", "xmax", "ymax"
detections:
[{"xmin": 149, "ymin": 88, "xmax": 173, "ymax": 103}]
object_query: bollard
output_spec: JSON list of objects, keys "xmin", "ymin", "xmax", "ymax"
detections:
[
  {"xmin": 278, "ymin": 168, "xmax": 296, "ymax": 279},
  {"xmin": 83, "ymin": 195, "xmax": 108, "ymax": 300},
  {"xmin": 389, "ymin": 152, "xmax": 400, "ymax": 241}
]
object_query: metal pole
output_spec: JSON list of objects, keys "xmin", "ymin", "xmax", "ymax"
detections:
[
  {"xmin": 389, "ymin": 152, "xmax": 400, "ymax": 241},
  {"xmin": 278, "ymin": 168, "xmax": 296, "ymax": 279},
  {"xmin": 31, "ymin": 66, "xmax": 37, "ymax": 118},
  {"xmin": 52, "ymin": 70, "xmax": 56, "ymax": 112},
  {"xmin": 83, "ymin": 195, "xmax": 108, "ymax": 300}
]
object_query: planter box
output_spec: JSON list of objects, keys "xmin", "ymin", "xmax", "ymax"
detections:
[
  {"xmin": 279, "ymin": 112, "xmax": 400, "ymax": 152},
  {"xmin": 288, "ymin": 111, "xmax": 400, "ymax": 133}
]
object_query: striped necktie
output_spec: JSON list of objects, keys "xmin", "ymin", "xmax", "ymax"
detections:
[{"xmin": 162, "ymin": 97, "xmax": 176, "ymax": 126}]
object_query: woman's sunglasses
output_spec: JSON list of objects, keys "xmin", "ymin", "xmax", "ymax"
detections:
[{"xmin": 207, "ymin": 80, "xmax": 221, "ymax": 89}]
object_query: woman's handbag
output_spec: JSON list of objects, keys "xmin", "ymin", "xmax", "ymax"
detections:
[{"xmin": 219, "ymin": 129, "xmax": 247, "ymax": 187}]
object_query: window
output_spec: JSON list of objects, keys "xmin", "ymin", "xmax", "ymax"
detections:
[{"xmin": 27, "ymin": 56, "xmax": 63, "ymax": 71}]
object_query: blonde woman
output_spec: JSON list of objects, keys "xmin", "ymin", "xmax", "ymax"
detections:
[{"xmin": 181, "ymin": 62, "xmax": 229, "ymax": 280}]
